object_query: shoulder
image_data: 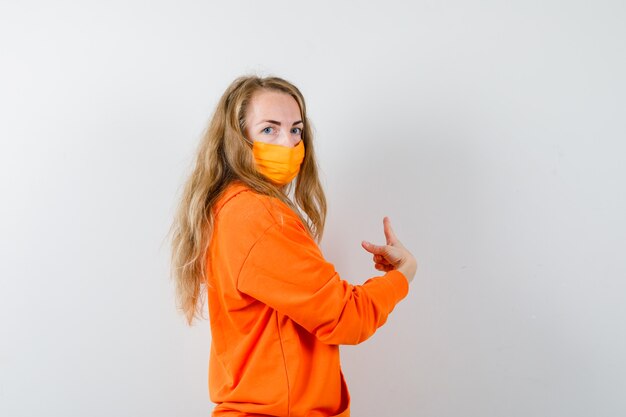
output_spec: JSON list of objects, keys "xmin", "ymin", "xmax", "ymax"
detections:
[
  {"xmin": 215, "ymin": 182, "xmax": 300, "ymax": 236},
  {"xmin": 212, "ymin": 184, "xmax": 322, "ymax": 274}
]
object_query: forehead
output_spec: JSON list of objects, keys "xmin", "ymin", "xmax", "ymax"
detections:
[{"xmin": 246, "ymin": 89, "xmax": 301, "ymax": 120}]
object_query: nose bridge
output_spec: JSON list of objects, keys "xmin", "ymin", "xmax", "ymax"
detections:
[{"xmin": 278, "ymin": 126, "xmax": 298, "ymax": 147}]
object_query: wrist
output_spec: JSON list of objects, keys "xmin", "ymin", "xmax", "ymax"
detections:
[{"xmin": 397, "ymin": 258, "xmax": 416, "ymax": 283}]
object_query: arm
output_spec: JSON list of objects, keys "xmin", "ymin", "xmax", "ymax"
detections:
[{"xmin": 237, "ymin": 216, "xmax": 409, "ymax": 345}]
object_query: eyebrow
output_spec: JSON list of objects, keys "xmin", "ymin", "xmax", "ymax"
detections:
[{"xmin": 256, "ymin": 119, "xmax": 303, "ymax": 126}]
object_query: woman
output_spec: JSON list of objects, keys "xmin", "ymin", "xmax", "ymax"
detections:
[{"xmin": 169, "ymin": 75, "xmax": 417, "ymax": 417}]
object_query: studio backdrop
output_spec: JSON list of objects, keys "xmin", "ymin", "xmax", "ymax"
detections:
[{"xmin": 1, "ymin": 1, "xmax": 624, "ymax": 416}]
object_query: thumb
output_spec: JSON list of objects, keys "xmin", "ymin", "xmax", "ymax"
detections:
[{"xmin": 383, "ymin": 216, "xmax": 404, "ymax": 247}]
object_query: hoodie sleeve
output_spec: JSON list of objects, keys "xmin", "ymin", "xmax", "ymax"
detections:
[{"xmin": 236, "ymin": 215, "xmax": 409, "ymax": 346}]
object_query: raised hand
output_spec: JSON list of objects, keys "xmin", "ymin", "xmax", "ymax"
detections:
[{"xmin": 361, "ymin": 216, "xmax": 417, "ymax": 283}]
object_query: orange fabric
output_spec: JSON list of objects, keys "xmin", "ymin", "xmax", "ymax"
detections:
[{"xmin": 206, "ymin": 180, "xmax": 410, "ymax": 417}]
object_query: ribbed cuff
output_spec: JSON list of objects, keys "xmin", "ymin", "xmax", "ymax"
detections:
[{"xmin": 385, "ymin": 269, "xmax": 410, "ymax": 302}]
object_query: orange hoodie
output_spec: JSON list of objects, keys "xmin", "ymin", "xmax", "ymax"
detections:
[{"xmin": 206, "ymin": 180, "xmax": 409, "ymax": 417}]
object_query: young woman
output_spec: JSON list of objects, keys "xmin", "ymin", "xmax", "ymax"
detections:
[{"xmin": 169, "ymin": 75, "xmax": 417, "ymax": 417}]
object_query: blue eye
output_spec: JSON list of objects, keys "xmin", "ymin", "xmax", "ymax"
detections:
[{"xmin": 261, "ymin": 126, "xmax": 302, "ymax": 135}]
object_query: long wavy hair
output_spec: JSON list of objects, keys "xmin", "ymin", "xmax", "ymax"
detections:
[{"xmin": 167, "ymin": 75, "xmax": 327, "ymax": 326}]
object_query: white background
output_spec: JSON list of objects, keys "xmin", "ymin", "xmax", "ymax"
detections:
[{"xmin": 1, "ymin": 1, "xmax": 625, "ymax": 416}]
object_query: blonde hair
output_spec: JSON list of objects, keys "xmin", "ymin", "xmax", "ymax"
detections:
[{"xmin": 167, "ymin": 75, "xmax": 328, "ymax": 326}]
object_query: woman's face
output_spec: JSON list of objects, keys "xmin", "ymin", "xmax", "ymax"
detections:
[{"xmin": 244, "ymin": 89, "xmax": 303, "ymax": 148}]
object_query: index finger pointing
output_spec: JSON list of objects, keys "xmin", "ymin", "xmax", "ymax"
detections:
[{"xmin": 361, "ymin": 240, "xmax": 388, "ymax": 255}]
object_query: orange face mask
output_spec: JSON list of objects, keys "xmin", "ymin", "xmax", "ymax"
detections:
[{"xmin": 248, "ymin": 139, "xmax": 305, "ymax": 185}]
